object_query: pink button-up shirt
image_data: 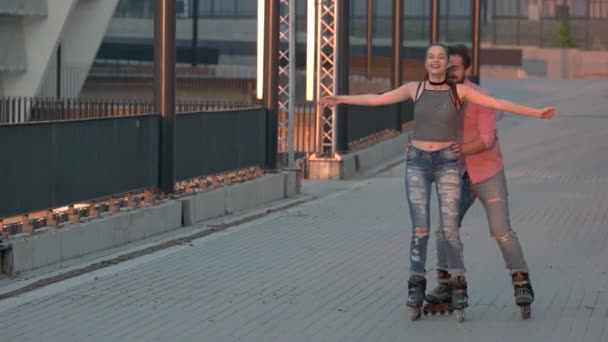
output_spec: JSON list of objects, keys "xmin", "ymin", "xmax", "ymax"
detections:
[{"xmin": 462, "ymin": 80, "xmax": 504, "ymax": 185}]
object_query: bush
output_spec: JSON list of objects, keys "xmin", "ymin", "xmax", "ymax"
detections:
[{"xmin": 556, "ymin": 8, "xmax": 573, "ymax": 48}]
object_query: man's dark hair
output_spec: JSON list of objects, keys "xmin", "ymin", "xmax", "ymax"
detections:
[{"xmin": 448, "ymin": 44, "xmax": 471, "ymax": 69}]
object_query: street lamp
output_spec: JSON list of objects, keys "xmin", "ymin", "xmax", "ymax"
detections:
[
  {"xmin": 257, "ymin": 0, "xmax": 265, "ymax": 100},
  {"xmin": 306, "ymin": 0, "xmax": 316, "ymax": 101}
]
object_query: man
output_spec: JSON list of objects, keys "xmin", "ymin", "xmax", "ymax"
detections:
[{"xmin": 424, "ymin": 45, "xmax": 535, "ymax": 318}]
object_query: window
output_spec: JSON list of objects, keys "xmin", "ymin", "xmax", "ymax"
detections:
[{"xmin": 590, "ymin": 0, "xmax": 608, "ymax": 18}]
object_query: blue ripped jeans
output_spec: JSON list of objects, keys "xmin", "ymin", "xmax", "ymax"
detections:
[{"xmin": 405, "ymin": 144, "xmax": 465, "ymax": 276}]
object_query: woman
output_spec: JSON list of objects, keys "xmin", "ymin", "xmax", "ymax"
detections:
[{"xmin": 320, "ymin": 43, "xmax": 555, "ymax": 321}]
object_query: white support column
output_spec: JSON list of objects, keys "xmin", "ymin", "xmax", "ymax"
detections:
[
  {"xmin": 315, "ymin": 0, "xmax": 338, "ymax": 157},
  {"xmin": 277, "ymin": 0, "xmax": 296, "ymax": 167}
]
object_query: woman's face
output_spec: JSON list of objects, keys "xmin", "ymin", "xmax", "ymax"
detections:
[{"xmin": 425, "ymin": 45, "xmax": 449, "ymax": 77}]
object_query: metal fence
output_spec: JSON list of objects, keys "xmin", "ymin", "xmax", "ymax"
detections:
[
  {"xmin": 278, "ymin": 101, "xmax": 414, "ymax": 159},
  {"xmin": 176, "ymin": 108, "xmax": 268, "ymax": 180},
  {"xmin": 36, "ymin": 62, "xmax": 257, "ymax": 102},
  {"xmin": 0, "ymin": 96, "xmax": 254, "ymax": 124},
  {"xmin": 278, "ymin": 104, "xmax": 317, "ymax": 159},
  {"xmin": 0, "ymin": 107, "xmax": 270, "ymax": 220},
  {"xmin": 0, "ymin": 115, "xmax": 160, "ymax": 219},
  {"xmin": 344, "ymin": 100, "xmax": 414, "ymax": 151},
  {"xmin": 1, "ymin": 96, "xmax": 410, "ymax": 159}
]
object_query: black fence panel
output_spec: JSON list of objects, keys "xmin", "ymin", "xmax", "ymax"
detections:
[
  {"xmin": 345, "ymin": 103, "xmax": 400, "ymax": 144},
  {"xmin": 97, "ymin": 41, "xmax": 220, "ymax": 65},
  {"xmin": 0, "ymin": 115, "xmax": 159, "ymax": 218},
  {"xmin": 400, "ymin": 100, "xmax": 415, "ymax": 126},
  {"xmin": 176, "ymin": 108, "xmax": 267, "ymax": 180}
]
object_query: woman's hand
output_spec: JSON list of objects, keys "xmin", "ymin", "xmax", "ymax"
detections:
[
  {"xmin": 537, "ymin": 107, "xmax": 556, "ymax": 119},
  {"xmin": 319, "ymin": 96, "xmax": 342, "ymax": 107}
]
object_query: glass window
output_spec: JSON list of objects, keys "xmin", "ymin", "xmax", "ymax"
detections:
[{"xmin": 213, "ymin": 0, "xmax": 237, "ymax": 16}]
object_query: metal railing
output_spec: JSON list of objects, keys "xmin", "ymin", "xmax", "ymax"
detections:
[
  {"xmin": 278, "ymin": 103, "xmax": 317, "ymax": 158},
  {"xmin": 0, "ymin": 97, "xmax": 254, "ymax": 124},
  {"xmin": 0, "ymin": 0, "xmax": 47, "ymax": 16},
  {"xmin": 0, "ymin": 107, "xmax": 270, "ymax": 232}
]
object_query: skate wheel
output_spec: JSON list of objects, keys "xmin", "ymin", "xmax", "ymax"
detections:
[
  {"xmin": 520, "ymin": 305, "xmax": 531, "ymax": 320},
  {"xmin": 456, "ymin": 309, "xmax": 465, "ymax": 323},
  {"xmin": 410, "ymin": 307, "xmax": 422, "ymax": 321}
]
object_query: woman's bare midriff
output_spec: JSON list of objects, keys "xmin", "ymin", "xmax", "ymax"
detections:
[{"xmin": 411, "ymin": 139, "xmax": 454, "ymax": 152}]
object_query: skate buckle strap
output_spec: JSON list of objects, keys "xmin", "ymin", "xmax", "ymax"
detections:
[{"xmin": 512, "ymin": 272, "xmax": 530, "ymax": 286}]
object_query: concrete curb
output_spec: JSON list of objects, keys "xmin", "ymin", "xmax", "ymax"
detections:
[
  {"xmin": 6, "ymin": 172, "xmax": 299, "ymax": 275},
  {"xmin": 9, "ymin": 201, "xmax": 182, "ymax": 274},
  {"xmin": 307, "ymin": 130, "xmax": 413, "ymax": 180},
  {"xmin": 345, "ymin": 131, "xmax": 412, "ymax": 178},
  {"xmin": 180, "ymin": 174, "xmax": 289, "ymax": 226}
]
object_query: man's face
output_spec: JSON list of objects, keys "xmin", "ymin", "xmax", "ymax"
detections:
[{"xmin": 448, "ymin": 55, "xmax": 467, "ymax": 83}]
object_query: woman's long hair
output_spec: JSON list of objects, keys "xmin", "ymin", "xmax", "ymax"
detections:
[{"xmin": 424, "ymin": 43, "xmax": 461, "ymax": 109}]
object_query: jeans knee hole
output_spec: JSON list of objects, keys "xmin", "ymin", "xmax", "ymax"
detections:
[
  {"xmin": 414, "ymin": 228, "xmax": 430, "ymax": 237},
  {"xmin": 494, "ymin": 231, "xmax": 516, "ymax": 242},
  {"xmin": 486, "ymin": 197, "xmax": 502, "ymax": 204},
  {"xmin": 441, "ymin": 227, "xmax": 458, "ymax": 240}
]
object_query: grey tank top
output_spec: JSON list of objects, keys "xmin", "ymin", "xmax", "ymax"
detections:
[{"xmin": 412, "ymin": 84, "xmax": 462, "ymax": 142}]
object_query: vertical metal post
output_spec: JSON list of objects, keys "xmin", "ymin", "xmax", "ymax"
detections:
[
  {"xmin": 315, "ymin": 0, "xmax": 338, "ymax": 157},
  {"xmin": 539, "ymin": 0, "xmax": 544, "ymax": 47},
  {"xmin": 264, "ymin": 0, "xmax": 280, "ymax": 169},
  {"xmin": 336, "ymin": 0, "xmax": 349, "ymax": 153},
  {"xmin": 278, "ymin": 0, "xmax": 289, "ymax": 165},
  {"xmin": 155, "ymin": 0, "xmax": 176, "ymax": 194},
  {"xmin": 516, "ymin": 0, "xmax": 521, "ymax": 45},
  {"xmin": 585, "ymin": 0, "xmax": 591, "ymax": 49},
  {"xmin": 391, "ymin": 0, "xmax": 403, "ymax": 89},
  {"xmin": 278, "ymin": 0, "xmax": 297, "ymax": 168},
  {"xmin": 366, "ymin": 0, "xmax": 373, "ymax": 79},
  {"xmin": 56, "ymin": 44, "xmax": 61, "ymax": 98},
  {"xmin": 445, "ymin": 0, "xmax": 450, "ymax": 42},
  {"xmin": 430, "ymin": 0, "xmax": 440, "ymax": 43},
  {"xmin": 392, "ymin": 0, "xmax": 403, "ymax": 132},
  {"xmin": 471, "ymin": 0, "xmax": 481, "ymax": 85},
  {"xmin": 492, "ymin": 0, "xmax": 497, "ymax": 44},
  {"xmin": 287, "ymin": 0, "xmax": 296, "ymax": 167},
  {"xmin": 192, "ymin": 0, "xmax": 199, "ymax": 66},
  {"xmin": 421, "ymin": 1, "xmax": 426, "ymax": 40}
]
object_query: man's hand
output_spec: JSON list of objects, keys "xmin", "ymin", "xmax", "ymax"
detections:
[{"xmin": 450, "ymin": 143, "xmax": 462, "ymax": 156}]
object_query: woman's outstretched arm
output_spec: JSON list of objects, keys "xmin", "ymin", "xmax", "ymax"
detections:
[{"xmin": 320, "ymin": 82, "xmax": 417, "ymax": 107}]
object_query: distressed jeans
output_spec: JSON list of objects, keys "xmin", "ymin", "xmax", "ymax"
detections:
[
  {"xmin": 436, "ymin": 170, "xmax": 529, "ymax": 274},
  {"xmin": 405, "ymin": 144, "xmax": 465, "ymax": 276}
]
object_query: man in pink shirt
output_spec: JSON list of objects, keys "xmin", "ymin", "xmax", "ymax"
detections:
[{"xmin": 425, "ymin": 45, "xmax": 535, "ymax": 319}]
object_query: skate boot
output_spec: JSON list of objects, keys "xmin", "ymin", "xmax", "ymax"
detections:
[
  {"xmin": 423, "ymin": 270, "xmax": 454, "ymax": 316},
  {"xmin": 406, "ymin": 275, "xmax": 427, "ymax": 321},
  {"xmin": 425, "ymin": 270, "xmax": 452, "ymax": 304},
  {"xmin": 512, "ymin": 271, "xmax": 534, "ymax": 319},
  {"xmin": 449, "ymin": 275, "xmax": 469, "ymax": 322}
]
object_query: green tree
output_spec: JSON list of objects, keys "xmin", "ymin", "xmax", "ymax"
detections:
[{"xmin": 556, "ymin": 9, "xmax": 573, "ymax": 48}]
